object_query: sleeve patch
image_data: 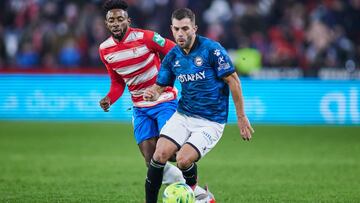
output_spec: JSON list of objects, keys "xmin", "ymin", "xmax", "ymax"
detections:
[{"xmin": 153, "ymin": 32, "xmax": 165, "ymax": 47}]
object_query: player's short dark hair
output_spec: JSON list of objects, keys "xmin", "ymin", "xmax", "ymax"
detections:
[
  {"xmin": 171, "ymin": 8, "xmax": 195, "ymax": 23},
  {"xmin": 103, "ymin": 0, "xmax": 128, "ymax": 14}
]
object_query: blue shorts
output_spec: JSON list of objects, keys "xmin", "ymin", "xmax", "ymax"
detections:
[{"xmin": 132, "ymin": 100, "xmax": 177, "ymax": 144}]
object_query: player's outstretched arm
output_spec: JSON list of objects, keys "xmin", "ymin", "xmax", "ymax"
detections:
[
  {"xmin": 143, "ymin": 84, "xmax": 166, "ymax": 101},
  {"xmin": 223, "ymin": 72, "xmax": 254, "ymax": 141}
]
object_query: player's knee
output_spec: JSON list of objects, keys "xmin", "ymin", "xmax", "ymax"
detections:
[
  {"xmin": 176, "ymin": 154, "xmax": 193, "ymax": 169},
  {"xmin": 153, "ymin": 149, "xmax": 171, "ymax": 163},
  {"xmin": 143, "ymin": 152, "xmax": 153, "ymax": 165}
]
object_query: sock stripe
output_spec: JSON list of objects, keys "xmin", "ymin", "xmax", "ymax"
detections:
[
  {"xmin": 179, "ymin": 163, "xmax": 197, "ymax": 187},
  {"xmin": 150, "ymin": 159, "xmax": 165, "ymax": 169},
  {"xmin": 180, "ymin": 163, "xmax": 194, "ymax": 172}
]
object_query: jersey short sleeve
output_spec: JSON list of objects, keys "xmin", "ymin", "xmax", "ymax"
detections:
[
  {"xmin": 156, "ymin": 52, "xmax": 176, "ymax": 87},
  {"xmin": 210, "ymin": 44, "xmax": 236, "ymax": 78},
  {"xmin": 143, "ymin": 30, "xmax": 175, "ymax": 56}
]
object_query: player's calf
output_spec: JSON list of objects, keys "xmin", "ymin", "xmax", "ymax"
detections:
[
  {"xmin": 145, "ymin": 159, "xmax": 165, "ymax": 203},
  {"xmin": 179, "ymin": 163, "xmax": 198, "ymax": 188}
]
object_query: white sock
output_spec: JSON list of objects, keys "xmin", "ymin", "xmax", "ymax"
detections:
[{"xmin": 162, "ymin": 162, "xmax": 185, "ymax": 185}]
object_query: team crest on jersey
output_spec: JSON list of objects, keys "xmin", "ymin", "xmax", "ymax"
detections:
[
  {"xmin": 132, "ymin": 47, "xmax": 139, "ymax": 56},
  {"xmin": 194, "ymin": 56, "xmax": 203, "ymax": 67}
]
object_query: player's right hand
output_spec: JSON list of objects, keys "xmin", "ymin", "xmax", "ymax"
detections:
[
  {"xmin": 99, "ymin": 96, "xmax": 111, "ymax": 112},
  {"xmin": 237, "ymin": 115, "xmax": 254, "ymax": 141}
]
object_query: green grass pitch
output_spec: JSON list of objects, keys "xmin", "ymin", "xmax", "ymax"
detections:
[{"xmin": 0, "ymin": 122, "xmax": 359, "ymax": 203}]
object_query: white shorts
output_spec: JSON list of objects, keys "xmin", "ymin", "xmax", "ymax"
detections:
[{"xmin": 160, "ymin": 111, "xmax": 225, "ymax": 159}]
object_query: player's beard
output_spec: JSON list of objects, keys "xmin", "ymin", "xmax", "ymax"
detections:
[
  {"xmin": 112, "ymin": 26, "xmax": 128, "ymax": 41},
  {"xmin": 178, "ymin": 35, "xmax": 193, "ymax": 50}
]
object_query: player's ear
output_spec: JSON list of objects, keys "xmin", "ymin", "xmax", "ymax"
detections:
[
  {"xmin": 194, "ymin": 25, "xmax": 198, "ymax": 32},
  {"xmin": 127, "ymin": 17, "xmax": 131, "ymax": 24}
]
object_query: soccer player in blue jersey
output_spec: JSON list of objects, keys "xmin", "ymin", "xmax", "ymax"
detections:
[{"xmin": 142, "ymin": 8, "xmax": 254, "ymax": 203}]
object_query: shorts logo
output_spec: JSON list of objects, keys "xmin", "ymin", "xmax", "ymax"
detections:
[
  {"xmin": 194, "ymin": 56, "xmax": 203, "ymax": 67},
  {"xmin": 202, "ymin": 131, "xmax": 219, "ymax": 145},
  {"xmin": 202, "ymin": 131, "xmax": 213, "ymax": 145}
]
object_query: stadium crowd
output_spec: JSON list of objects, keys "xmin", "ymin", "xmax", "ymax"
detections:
[{"xmin": 0, "ymin": 0, "xmax": 359, "ymax": 75}]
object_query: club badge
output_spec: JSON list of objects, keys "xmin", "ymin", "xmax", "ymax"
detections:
[{"xmin": 194, "ymin": 56, "xmax": 203, "ymax": 67}]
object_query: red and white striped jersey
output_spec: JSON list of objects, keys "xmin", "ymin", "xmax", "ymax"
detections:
[{"xmin": 99, "ymin": 27, "xmax": 177, "ymax": 108}]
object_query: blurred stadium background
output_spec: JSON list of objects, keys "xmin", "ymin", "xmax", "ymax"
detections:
[{"xmin": 0, "ymin": 0, "xmax": 359, "ymax": 202}]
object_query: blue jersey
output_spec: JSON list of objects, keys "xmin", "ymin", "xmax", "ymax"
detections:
[{"xmin": 156, "ymin": 35, "xmax": 235, "ymax": 123}]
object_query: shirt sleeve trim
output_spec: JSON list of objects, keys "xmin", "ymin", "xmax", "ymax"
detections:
[{"xmin": 219, "ymin": 70, "xmax": 235, "ymax": 78}]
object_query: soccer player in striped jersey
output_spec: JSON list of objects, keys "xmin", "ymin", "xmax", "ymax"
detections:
[{"xmin": 98, "ymin": 0, "xmax": 184, "ymax": 187}]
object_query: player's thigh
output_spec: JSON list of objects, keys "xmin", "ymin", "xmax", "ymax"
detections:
[
  {"xmin": 187, "ymin": 119, "xmax": 225, "ymax": 160},
  {"xmin": 159, "ymin": 111, "xmax": 190, "ymax": 149},
  {"xmin": 155, "ymin": 100, "xmax": 177, "ymax": 131},
  {"xmin": 153, "ymin": 136, "xmax": 179, "ymax": 162},
  {"xmin": 133, "ymin": 109, "xmax": 158, "ymax": 145}
]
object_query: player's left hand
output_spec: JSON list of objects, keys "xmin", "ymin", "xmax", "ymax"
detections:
[
  {"xmin": 237, "ymin": 115, "xmax": 254, "ymax": 141},
  {"xmin": 143, "ymin": 88, "xmax": 160, "ymax": 101}
]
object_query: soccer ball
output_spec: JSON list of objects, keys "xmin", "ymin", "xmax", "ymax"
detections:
[{"xmin": 163, "ymin": 182, "xmax": 195, "ymax": 203}]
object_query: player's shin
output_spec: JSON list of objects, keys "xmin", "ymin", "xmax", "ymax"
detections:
[
  {"xmin": 145, "ymin": 158, "xmax": 165, "ymax": 203},
  {"xmin": 162, "ymin": 162, "xmax": 186, "ymax": 185},
  {"xmin": 179, "ymin": 163, "xmax": 197, "ymax": 189}
]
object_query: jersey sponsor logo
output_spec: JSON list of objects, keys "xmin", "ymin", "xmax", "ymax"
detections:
[
  {"xmin": 213, "ymin": 49, "xmax": 221, "ymax": 56},
  {"xmin": 217, "ymin": 56, "xmax": 231, "ymax": 71},
  {"xmin": 194, "ymin": 56, "xmax": 203, "ymax": 66},
  {"xmin": 219, "ymin": 56, "xmax": 225, "ymax": 63},
  {"xmin": 174, "ymin": 60, "xmax": 181, "ymax": 67},
  {"xmin": 152, "ymin": 32, "xmax": 165, "ymax": 47},
  {"xmin": 106, "ymin": 55, "xmax": 115, "ymax": 62},
  {"xmin": 177, "ymin": 71, "xmax": 205, "ymax": 83}
]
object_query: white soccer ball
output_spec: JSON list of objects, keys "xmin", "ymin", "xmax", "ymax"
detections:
[{"xmin": 163, "ymin": 182, "xmax": 195, "ymax": 203}]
